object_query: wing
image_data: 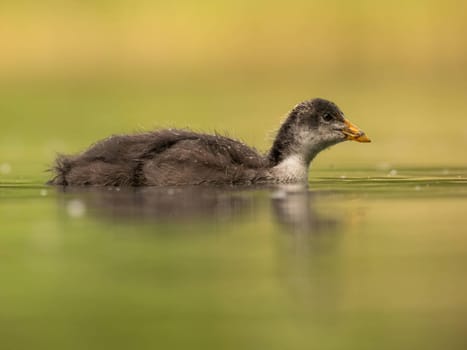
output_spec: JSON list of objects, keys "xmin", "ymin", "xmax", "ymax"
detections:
[
  {"xmin": 141, "ymin": 137, "xmax": 269, "ymax": 185},
  {"xmin": 49, "ymin": 129, "xmax": 268, "ymax": 186}
]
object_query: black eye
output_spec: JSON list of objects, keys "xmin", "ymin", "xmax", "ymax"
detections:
[{"xmin": 322, "ymin": 113, "xmax": 333, "ymax": 122}]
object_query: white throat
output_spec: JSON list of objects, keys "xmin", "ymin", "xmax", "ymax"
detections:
[{"xmin": 271, "ymin": 154, "xmax": 309, "ymax": 183}]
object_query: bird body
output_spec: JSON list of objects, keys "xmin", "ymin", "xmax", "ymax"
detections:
[{"xmin": 48, "ymin": 98, "xmax": 370, "ymax": 186}]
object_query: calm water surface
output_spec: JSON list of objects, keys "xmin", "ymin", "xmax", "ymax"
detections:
[{"xmin": 1, "ymin": 168, "xmax": 467, "ymax": 350}]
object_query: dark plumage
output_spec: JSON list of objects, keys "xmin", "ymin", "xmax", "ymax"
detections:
[{"xmin": 48, "ymin": 98, "xmax": 370, "ymax": 186}]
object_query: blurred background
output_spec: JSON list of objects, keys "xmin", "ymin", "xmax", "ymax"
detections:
[
  {"xmin": 1, "ymin": 0, "xmax": 467, "ymax": 181},
  {"xmin": 2, "ymin": 2, "xmax": 467, "ymax": 350}
]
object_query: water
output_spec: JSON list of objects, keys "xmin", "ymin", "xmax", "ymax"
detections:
[{"xmin": 1, "ymin": 168, "xmax": 467, "ymax": 350}]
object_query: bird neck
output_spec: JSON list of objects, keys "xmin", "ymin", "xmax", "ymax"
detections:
[
  {"xmin": 267, "ymin": 115, "xmax": 326, "ymax": 183},
  {"xmin": 269, "ymin": 154, "xmax": 310, "ymax": 183},
  {"xmin": 268, "ymin": 116, "xmax": 295, "ymax": 166},
  {"xmin": 268, "ymin": 117, "xmax": 323, "ymax": 164}
]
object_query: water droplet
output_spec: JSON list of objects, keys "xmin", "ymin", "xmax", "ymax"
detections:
[
  {"xmin": 0, "ymin": 163, "xmax": 11, "ymax": 175},
  {"xmin": 66, "ymin": 199, "xmax": 86, "ymax": 218},
  {"xmin": 40, "ymin": 189, "xmax": 48, "ymax": 197}
]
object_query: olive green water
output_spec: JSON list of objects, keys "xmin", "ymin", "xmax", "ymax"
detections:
[{"xmin": 1, "ymin": 168, "xmax": 467, "ymax": 350}]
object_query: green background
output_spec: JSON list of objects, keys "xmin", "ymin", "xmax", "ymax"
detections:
[{"xmin": 1, "ymin": 0, "xmax": 466, "ymax": 181}]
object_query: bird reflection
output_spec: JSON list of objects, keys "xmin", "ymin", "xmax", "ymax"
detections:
[
  {"xmin": 57, "ymin": 185, "xmax": 340, "ymax": 234},
  {"xmin": 270, "ymin": 184, "xmax": 339, "ymax": 234},
  {"xmin": 58, "ymin": 186, "xmax": 253, "ymax": 223}
]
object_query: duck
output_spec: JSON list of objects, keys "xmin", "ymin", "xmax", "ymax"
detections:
[{"xmin": 48, "ymin": 98, "xmax": 370, "ymax": 186}]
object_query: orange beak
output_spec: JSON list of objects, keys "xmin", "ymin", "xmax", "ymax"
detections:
[{"xmin": 342, "ymin": 119, "xmax": 371, "ymax": 143}]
